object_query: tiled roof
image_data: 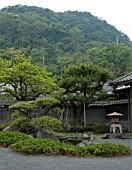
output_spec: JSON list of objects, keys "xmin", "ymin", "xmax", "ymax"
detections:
[
  {"xmin": 116, "ymin": 85, "xmax": 130, "ymax": 90},
  {"xmin": 90, "ymin": 99, "xmax": 128, "ymax": 107},
  {"xmin": 0, "ymin": 99, "xmax": 128, "ymax": 107},
  {"xmin": 110, "ymin": 73, "xmax": 132, "ymax": 85}
]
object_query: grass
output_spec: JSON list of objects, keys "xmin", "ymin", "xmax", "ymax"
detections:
[
  {"xmin": 56, "ymin": 132, "xmax": 105, "ymax": 137},
  {"xmin": 56, "ymin": 132, "xmax": 83, "ymax": 137}
]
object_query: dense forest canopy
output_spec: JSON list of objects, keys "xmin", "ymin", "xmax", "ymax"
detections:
[{"xmin": 0, "ymin": 5, "xmax": 132, "ymax": 77}]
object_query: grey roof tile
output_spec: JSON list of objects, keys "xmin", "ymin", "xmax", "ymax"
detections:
[
  {"xmin": 110, "ymin": 73, "xmax": 132, "ymax": 85},
  {"xmin": 90, "ymin": 99, "xmax": 128, "ymax": 106}
]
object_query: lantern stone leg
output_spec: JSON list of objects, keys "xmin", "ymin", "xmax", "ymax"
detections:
[{"xmin": 110, "ymin": 124, "xmax": 122, "ymax": 134}]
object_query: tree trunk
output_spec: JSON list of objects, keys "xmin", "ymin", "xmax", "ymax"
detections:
[
  {"xmin": 59, "ymin": 108, "xmax": 64, "ymax": 121},
  {"xmin": 66, "ymin": 106, "xmax": 69, "ymax": 124},
  {"xmin": 83, "ymin": 101, "xmax": 86, "ymax": 126}
]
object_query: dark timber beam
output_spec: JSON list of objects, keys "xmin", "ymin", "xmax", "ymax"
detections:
[{"xmin": 130, "ymin": 83, "xmax": 132, "ymax": 133}]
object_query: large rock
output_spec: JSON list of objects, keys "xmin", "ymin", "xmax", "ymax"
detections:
[
  {"xmin": 77, "ymin": 140, "xmax": 93, "ymax": 146},
  {"xmin": 82, "ymin": 133, "xmax": 95, "ymax": 141},
  {"xmin": 2, "ymin": 126, "xmax": 12, "ymax": 131},
  {"xmin": 28, "ymin": 135, "xmax": 34, "ymax": 138},
  {"xmin": 102, "ymin": 133, "xmax": 119, "ymax": 139},
  {"xmin": 36, "ymin": 130, "xmax": 60, "ymax": 141}
]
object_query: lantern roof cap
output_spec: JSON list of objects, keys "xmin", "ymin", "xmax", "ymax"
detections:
[{"xmin": 107, "ymin": 112, "xmax": 123, "ymax": 117}]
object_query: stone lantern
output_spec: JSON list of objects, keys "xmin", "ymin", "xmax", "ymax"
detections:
[{"xmin": 107, "ymin": 112, "xmax": 123, "ymax": 134}]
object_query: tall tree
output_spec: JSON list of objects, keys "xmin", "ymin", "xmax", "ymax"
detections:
[
  {"xmin": 0, "ymin": 49, "xmax": 57, "ymax": 101},
  {"xmin": 58, "ymin": 63, "xmax": 111, "ymax": 125}
]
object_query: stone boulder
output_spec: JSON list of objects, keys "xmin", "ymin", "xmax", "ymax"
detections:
[
  {"xmin": 77, "ymin": 140, "xmax": 93, "ymax": 146},
  {"xmin": 102, "ymin": 133, "xmax": 119, "ymax": 139},
  {"xmin": 28, "ymin": 135, "xmax": 34, "ymax": 138},
  {"xmin": 82, "ymin": 133, "xmax": 95, "ymax": 141},
  {"xmin": 36, "ymin": 130, "xmax": 60, "ymax": 141},
  {"xmin": 2, "ymin": 126, "xmax": 12, "ymax": 131}
]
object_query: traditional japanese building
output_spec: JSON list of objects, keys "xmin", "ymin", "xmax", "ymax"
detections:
[{"xmin": 109, "ymin": 73, "xmax": 132, "ymax": 132}]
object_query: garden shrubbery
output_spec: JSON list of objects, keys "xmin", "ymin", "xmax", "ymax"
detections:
[
  {"xmin": 83, "ymin": 142, "xmax": 130, "ymax": 156},
  {"xmin": 0, "ymin": 131, "xmax": 29, "ymax": 146},
  {"xmin": 0, "ymin": 131, "xmax": 130, "ymax": 157},
  {"xmin": 0, "ymin": 116, "xmax": 63, "ymax": 137},
  {"xmin": 10, "ymin": 137, "xmax": 130, "ymax": 157},
  {"xmin": 63, "ymin": 123, "xmax": 109, "ymax": 134},
  {"xmin": 31, "ymin": 116, "xmax": 63, "ymax": 132},
  {"xmin": 10, "ymin": 138, "xmax": 75, "ymax": 155},
  {"xmin": 63, "ymin": 124, "xmax": 93, "ymax": 133},
  {"xmin": 10, "ymin": 117, "xmax": 37, "ymax": 135},
  {"xmin": 92, "ymin": 123, "xmax": 109, "ymax": 133}
]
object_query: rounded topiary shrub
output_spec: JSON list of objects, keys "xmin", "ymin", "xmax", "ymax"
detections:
[
  {"xmin": 31, "ymin": 116, "xmax": 63, "ymax": 132},
  {"xmin": 10, "ymin": 117, "xmax": 36, "ymax": 135},
  {"xmin": 92, "ymin": 123, "xmax": 109, "ymax": 133}
]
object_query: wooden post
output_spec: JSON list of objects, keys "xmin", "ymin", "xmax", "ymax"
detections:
[
  {"xmin": 84, "ymin": 101, "xmax": 86, "ymax": 126},
  {"xmin": 59, "ymin": 108, "xmax": 64, "ymax": 121},
  {"xmin": 66, "ymin": 106, "xmax": 69, "ymax": 124},
  {"xmin": 130, "ymin": 84, "xmax": 132, "ymax": 133}
]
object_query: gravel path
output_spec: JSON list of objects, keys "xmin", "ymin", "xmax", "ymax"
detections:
[
  {"xmin": 1, "ymin": 139, "xmax": 132, "ymax": 170},
  {"xmin": 90, "ymin": 138, "xmax": 132, "ymax": 147}
]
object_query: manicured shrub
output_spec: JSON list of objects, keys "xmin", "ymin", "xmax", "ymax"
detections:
[
  {"xmin": 0, "ymin": 131, "xmax": 30, "ymax": 147},
  {"xmin": 9, "ymin": 101, "xmax": 37, "ymax": 118},
  {"xmin": 31, "ymin": 116, "xmax": 63, "ymax": 132},
  {"xmin": 92, "ymin": 123, "xmax": 109, "ymax": 133},
  {"xmin": 63, "ymin": 123, "xmax": 93, "ymax": 132},
  {"xmin": 10, "ymin": 117, "xmax": 37, "ymax": 135},
  {"xmin": 10, "ymin": 138, "xmax": 87, "ymax": 156},
  {"xmin": 11, "ymin": 110, "xmax": 21, "ymax": 119},
  {"xmin": 10, "ymin": 138, "xmax": 130, "ymax": 157},
  {"xmin": 10, "ymin": 138, "xmax": 63, "ymax": 154},
  {"xmin": 87, "ymin": 142, "xmax": 130, "ymax": 156}
]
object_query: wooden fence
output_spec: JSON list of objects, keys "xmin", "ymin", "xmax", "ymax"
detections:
[{"xmin": 0, "ymin": 100, "xmax": 129, "ymax": 126}]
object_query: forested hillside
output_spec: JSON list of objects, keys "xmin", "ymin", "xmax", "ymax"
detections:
[{"xmin": 0, "ymin": 5, "xmax": 132, "ymax": 77}]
